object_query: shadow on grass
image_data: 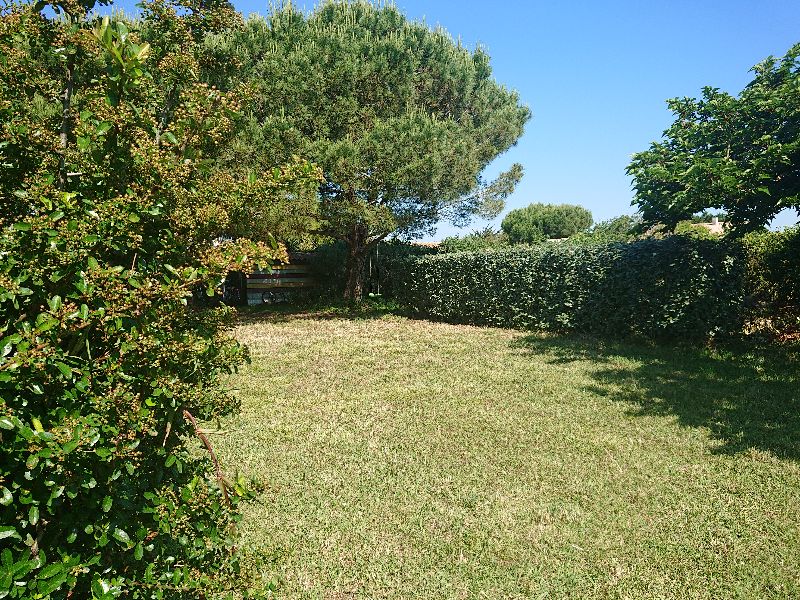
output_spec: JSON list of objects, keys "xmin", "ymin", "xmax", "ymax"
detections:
[
  {"xmin": 513, "ymin": 334, "xmax": 800, "ymax": 461},
  {"xmin": 236, "ymin": 299, "xmax": 406, "ymax": 325}
]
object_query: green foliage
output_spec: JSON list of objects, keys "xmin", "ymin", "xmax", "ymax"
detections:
[
  {"xmin": 134, "ymin": 0, "xmax": 323, "ymax": 252},
  {"xmin": 568, "ymin": 215, "xmax": 640, "ymax": 244},
  {"xmin": 396, "ymin": 238, "xmax": 746, "ymax": 341},
  {"xmin": 743, "ymin": 226, "xmax": 800, "ymax": 305},
  {"xmin": 439, "ymin": 227, "xmax": 508, "ymax": 253},
  {"xmin": 741, "ymin": 227, "xmax": 800, "ymax": 339},
  {"xmin": 210, "ymin": 2, "xmax": 530, "ymax": 299},
  {"xmin": 501, "ymin": 203, "xmax": 593, "ymax": 244},
  {"xmin": 628, "ymin": 44, "xmax": 800, "ymax": 232},
  {"xmin": 0, "ymin": 1, "xmax": 306, "ymax": 596}
]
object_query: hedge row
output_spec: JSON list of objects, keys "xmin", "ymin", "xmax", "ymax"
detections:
[
  {"xmin": 394, "ymin": 237, "xmax": 747, "ymax": 340},
  {"xmin": 742, "ymin": 227, "xmax": 800, "ymax": 306}
]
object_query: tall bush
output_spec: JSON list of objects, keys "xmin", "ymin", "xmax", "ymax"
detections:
[
  {"xmin": 0, "ymin": 1, "xmax": 313, "ymax": 596},
  {"xmin": 396, "ymin": 237, "xmax": 745, "ymax": 341}
]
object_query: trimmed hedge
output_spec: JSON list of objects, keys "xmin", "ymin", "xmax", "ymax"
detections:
[
  {"xmin": 741, "ymin": 227, "xmax": 800, "ymax": 338},
  {"xmin": 395, "ymin": 237, "xmax": 746, "ymax": 340},
  {"xmin": 743, "ymin": 226, "xmax": 800, "ymax": 306}
]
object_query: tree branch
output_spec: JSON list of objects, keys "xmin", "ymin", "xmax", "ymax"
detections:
[{"xmin": 182, "ymin": 409, "xmax": 230, "ymax": 506}]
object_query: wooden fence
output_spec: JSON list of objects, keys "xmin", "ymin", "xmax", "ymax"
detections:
[{"xmin": 243, "ymin": 255, "xmax": 316, "ymax": 305}]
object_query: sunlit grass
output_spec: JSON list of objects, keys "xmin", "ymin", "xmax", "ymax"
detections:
[{"xmin": 215, "ymin": 312, "xmax": 800, "ymax": 599}]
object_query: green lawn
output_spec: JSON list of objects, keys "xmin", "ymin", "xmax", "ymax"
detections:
[{"xmin": 216, "ymin": 311, "xmax": 800, "ymax": 599}]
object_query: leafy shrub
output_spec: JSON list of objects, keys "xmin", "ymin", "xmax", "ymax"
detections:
[
  {"xmin": 501, "ymin": 203, "xmax": 593, "ymax": 243},
  {"xmin": 0, "ymin": 3, "xmax": 312, "ymax": 597},
  {"xmin": 741, "ymin": 227, "xmax": 800, "ymax": 338},
  {"xmin": 395, "ymin": 237, "xmax": 746, "ymax": 341},
  {"xmin": 743, "ymin": 226, "xmax": 800, "ymax": 305}
]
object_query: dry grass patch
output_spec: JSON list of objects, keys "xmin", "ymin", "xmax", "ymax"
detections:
[{"xmin": 215, "ymin": 313, "xmax": 800, "ymax": 599}]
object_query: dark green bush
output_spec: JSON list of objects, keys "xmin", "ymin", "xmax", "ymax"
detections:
[
  {"xmin": 741, "ymin": 227, "xmax": 800, "ymax": 338},
  {"xmin": 396, "ymin": 237, "xmax": 746, "ymax": 341},
  {"xmin": 743, "ymin": 226, "xmax": 800, "ymax": 306}
]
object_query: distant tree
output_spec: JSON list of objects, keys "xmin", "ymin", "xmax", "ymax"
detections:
[
  {"xmin": 501, "ymin": 203, "xmax": 593, "ymax": 244},
  {"xmin": 570, "ymin": 214, "xmax": 640, "ymax": 244},
  {"xmin": 627, "ymin": 44, "xmax": 800, "ymax": 233},
  {"xmin": 439, "ymin": 226, "xmax": 509, "ymax": 253},
  {"xmin": 591, "ymin": 214, "xmax": 639, "ymax": 237},
  {"xmin": 207, "ymin": 1, "xmax": 531, "ymax": 300}
]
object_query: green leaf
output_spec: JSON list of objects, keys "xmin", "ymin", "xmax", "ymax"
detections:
[
  {"xmin": 0, "ymin": 526, "xmax": 21, "ymax": 541},
  {"xmin": 37, "ymin": 571, "xmax": 67, "ymax": 596},
  {"xmin": 112, "ymin": 527, "xmax": 131, "ymax": 545},
  {"xmin": 55, "ymin": 362, "xmax": 72, "ymax": 378},
  {"xmin": 38, "ymin": 562, "xmax": 64, "ymax": 579},
  {"xmin": 48, "ymin": 295, "xmax": 62, "ymax": 312},
  {"xmin": 29, "ymin": 506, "xmax": 39, "ymax": 526},
  {"xmin": 102, "ymin": 496, "xmax": 112, "ymax": 512},
  {"xmin": 35, "ymin": 315, "xmax": 59, "ymax": 333},
  {"xmin": 92, "ymin": 576, "xmax": 111, "ymax": 599},
  {"xmin": 0, "ymin": 487, "xmax": 12, "ymax": 506}
]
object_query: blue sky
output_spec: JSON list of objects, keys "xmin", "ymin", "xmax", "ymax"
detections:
[
  {"xmin": 380, "ymin": 0, "xmax": 800, "ymax": 238},
  {"xmin": 115, "ymin": 0, "xmax": 800, "ymax": 238}
]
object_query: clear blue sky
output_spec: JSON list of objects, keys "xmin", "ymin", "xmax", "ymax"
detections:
[{"xmin": 116, "ymin": 0, "xmax": 800, "ymax": 238}]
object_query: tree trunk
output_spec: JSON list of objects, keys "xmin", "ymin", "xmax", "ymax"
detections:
[{"xmin": 343, "ymin": 225, "xmax": 369, "ymax": 303}]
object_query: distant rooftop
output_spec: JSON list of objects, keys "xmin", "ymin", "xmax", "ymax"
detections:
[{"xmin": 697, "ymin": 217, "xmax": 725, "ymax": 234}]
